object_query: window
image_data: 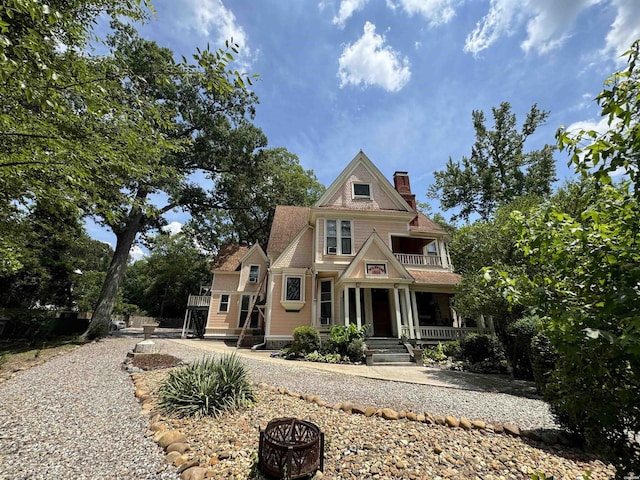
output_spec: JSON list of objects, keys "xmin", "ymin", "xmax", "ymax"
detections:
[
  {"xmin": 238, "ymin": 294, "xmax": 259, "ymax": 328},
  {"xmin": 248, "ymin": 265, "xmax": 259, "ymax": 283},
  {"xmin": 319, "ymin": 280, "xmax": 333, "ymax": 325},
  {"xmin": 285, "ymin": 277, "xmax": 302, "ymax": 301},
  {"xmin": 365, "ymin": 263, "xmax": 387, "ymax": 277},
  {"xmin": 280, "ymin": 272, "xmax": 306, "ymax": 311},
  {"xmin": 426, "ymin": 241, "xmax": 438, "ymax": 256},
  {"xmin": 352, "ymin": 183, "xmax": 371, "ymax": 199},
  {"xmin": 218, "ymin": 294, "xmax": 230, "ymax": 312},
  {"xmin": 325, "ymin": 219, "xmax": 352, "ymax": 255}
]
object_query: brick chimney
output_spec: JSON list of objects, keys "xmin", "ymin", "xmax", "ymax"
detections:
[{"xmin": 393, "ymin": 171, "xmax": 418, "ymax": 226}]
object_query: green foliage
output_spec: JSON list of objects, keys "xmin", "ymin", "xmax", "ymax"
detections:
[
  {"xmin": 505, "ymin": 315, "xmax": 542, "ymax": 379},
  {"xmin": 428, "ymin": 102, "xmax": 556, "ymax": 222},
  {"xmin": 441, "ymin": 341, "xmax": 462, "ymax": 359},
  {"xmin": 529, "ymin": 331, "xmax": 556, "ymax": 396},
  {"xmin": 158, "ymin": 354, "xmax": 255, "ymax": 418},
  {"xmin": 423, "ymin": 343, "xmax": 447, "ymax": 363},
  {"xmin": 290, "ymin": 326, "xmax": 321, "ymax": 355},
  {"xmin": 460, "ymin": 333, "xmax": 505, "ymax": 365},
  {"xmin": 491, "ymin": 43, "xmax": 640, "ymax": 474},
  {"xmin": 325, "ymin": 323, "xmax": 368, "ymax": 362},
  {"xmin": 304, "ymin": 351, "xmax": 343, "ymax": 363}
]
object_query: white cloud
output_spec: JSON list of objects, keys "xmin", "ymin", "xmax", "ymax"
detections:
[
  {"xmin": 130, "ymin": 245, "xmax": 146, "ymax": 262},
  {"xmin": 181, "ymin": 0, "xmax": 252, "ymax": 66},
  {"xmin": 333, "ymin": 0, "xmax": 370, "ymax": 28},
  {"xmin": 602, "ymin": 0, "xmax": 640, "ymax": 60},
  {"xmin": 397, "ymin": 0, "xmax": 457, "ymax": 27},
  {"xmin": 162, "ymin": 221, "xmax": 183, "ymax": 236},
  {"xmin": 564, "ymin": 117, "xmax": 610, "ymax": 136},
  {"xmin": 338, "ymin": 22, "xmax": 411, "ymax": 92},
  {"xmin": 463, "ymin": 0, "xmax": 640, "ymax": 59}
]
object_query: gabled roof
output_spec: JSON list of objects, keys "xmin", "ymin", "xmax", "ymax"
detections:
[
  {"xmin": 266, "ymin": 206, "xmax": 310, "ymax": 261},
  {"xmin": 339, "ymin": 231, "xmax": 414, "ymax": 283},
  {"xmin": 211, "ymin": 244, "xmax": 250, "ymax": 271},
  {"xmin": 314, "ymin": 151, "xmax": 415, "ymax": 213},
  {"xmin": 410, "ymin": 211, "xmax": 448, "ymax": 235}
]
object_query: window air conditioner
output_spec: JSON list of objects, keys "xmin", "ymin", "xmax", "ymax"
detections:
[{"xmin": 327, "ymin": 246, "xmax": 337, "ymax": 254}]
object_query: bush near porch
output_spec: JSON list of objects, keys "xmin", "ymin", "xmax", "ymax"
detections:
[{"xmin": 285, "ymin": 325, "xmax": 366, "ymax": 364}]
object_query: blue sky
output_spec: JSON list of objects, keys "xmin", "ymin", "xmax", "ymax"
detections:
[{"xmin": 87, "ymin": 0, "xmax": 640, "ymax": 256}]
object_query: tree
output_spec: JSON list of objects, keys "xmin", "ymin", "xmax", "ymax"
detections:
[
  {"xmin": 491, "ymin": 42, "xmax": 640, "ymax": 476},
  {"xmin": 122, "ymin": 233, "xmax": 211, "ymax": 318},
  {"xmin": 428, "ymin": 102, "xmax": 556, "ymax": 222},
  {"xmin": 188, "ymin": 148, "xmax": 325, "ymax": 249}
]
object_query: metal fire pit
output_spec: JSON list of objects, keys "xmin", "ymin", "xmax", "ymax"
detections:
[{"xmin": 258, "ymin": 417, "xmax": 324, "ymax": 479}]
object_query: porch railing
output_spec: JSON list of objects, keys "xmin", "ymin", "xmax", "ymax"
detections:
[
  {"xmin": 394, "ymin": 253, "xmax": 442, "ymax": 267},
  {"xmin": 401, "ymin": 325, "xmax": 484, "ymax": 340},
  {"xmin": 187, "ymin": 295, "xmax": 211, "ymax": 308}
]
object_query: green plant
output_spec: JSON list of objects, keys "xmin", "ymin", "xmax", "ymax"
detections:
[
  {"xmin": 290, "ymin": 326, "xmax": 321, "ymax": 355},
  {"xmin": 304, "ymin": 351, "xmax": 342, "ymax": 363},
  {"xmin": 158, "ymin": 354, "xmax": 255, "ymax": 418},
  {"xmin": 325, "ymin": 323, "xmax": 367, "ymax": 361},
  {"xmin": 423, "ymin": 343, "xmax": 447, "ymax": 363},
  {"xmin": 459, "ymin": 333, "xmax": 508, "ymax": 373},
  {"xmin": 506, "ymin": 315, "xmax": 542, "ymax": 379},
  {"xmin": 529, "ymin": 331, "xmax": 556, "ymax": 396},
  {"xmin": 441, "ymin": 341, "xmax": 461, "ymax": 359}
]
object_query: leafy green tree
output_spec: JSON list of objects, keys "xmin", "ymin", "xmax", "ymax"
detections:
[
  {"xmin": 188, "ymin": 148, "xmax": 325, "ymax": 249},
  {"xmin": 428, "ymin": 102, "xmax": 556, "ymax": 222},
  {"xmin": 122, "ymin": 234, "xmax": 211, "ymax": 318},
  {"xmin": 491, "ymin": 42, "xmax": 640, "ymax": 476}
]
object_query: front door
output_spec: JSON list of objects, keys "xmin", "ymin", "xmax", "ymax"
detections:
[{"xmin": 371, "ymin": 288, "xmax": 392, "ymax": 337}]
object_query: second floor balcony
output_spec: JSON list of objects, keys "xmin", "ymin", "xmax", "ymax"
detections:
[{"xmin": 394, "ymin": 253, "xmax": 442, "ymax": 267}]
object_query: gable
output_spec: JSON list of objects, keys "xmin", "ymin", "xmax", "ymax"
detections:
[
  {"xmin": 315, "ymin": 151, "xmax": 414, "ymax": 213},
  {"xmin": 266, "ymin": 206, "xmax": 310, "ymax": 262},
  {"xmin": 340, "ymin": 231, "xmax": 413, "ymax": 282}
]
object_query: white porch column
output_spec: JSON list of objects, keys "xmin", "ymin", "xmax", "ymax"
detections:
[
  {"xmin": 355, "ymin": 285, "xmax": 362, "ymax": 329},
  {"xmin": 364, "ymin": 288, "xmax": 373, "ymax": 326},
  {"xmin": 393, "ymin": 286, "xmax": 402, "ymax": 338},
  {"xmin": 411, "ymin": 291, "xmax": 421, "ymax": 340},
  {"xmin": 343, "ymin": 287, "xmax": 350, "ymax": 326},
  {"xmin": 404, "ymin": 287, "xmax": 416, "ymax": 340},
  {"xmin": 439, "ymin": 239, "xmax": 448, "ymax": 269}
]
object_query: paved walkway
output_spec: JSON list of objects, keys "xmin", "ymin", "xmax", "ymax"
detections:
[{"xmin": 121, "ymin": 328, "xmax": 539, "ymax": 399}]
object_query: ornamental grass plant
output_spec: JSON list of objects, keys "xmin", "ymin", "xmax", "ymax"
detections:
[{"xmin": 158, "ymin": 353, "xmax": 255, "ymax": 418}]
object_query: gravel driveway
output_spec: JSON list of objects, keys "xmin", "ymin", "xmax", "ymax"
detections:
[{"xmin": 0, "ymin": 336, "xmax": 557, "ymax": 480}]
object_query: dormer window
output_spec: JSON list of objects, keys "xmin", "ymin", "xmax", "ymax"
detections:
[
  {"xmin": 248, "ymin": 265, "xmax": 259, "ymax": 283},
  {"xmin": 352, "ymin": 182, "xmax": 371, "ymax": 199}
]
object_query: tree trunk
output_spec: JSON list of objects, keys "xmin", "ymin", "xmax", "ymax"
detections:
[{"xmin": 82, "ymin": 207, "xmax": 145, "ymax": 340}]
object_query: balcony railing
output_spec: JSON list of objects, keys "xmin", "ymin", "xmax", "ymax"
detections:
[
  {"xmin": 394, "ymin": 253, "xmax": 442, "ymax": 267},
  {"xmin": 187, "ymin": 295, "xmax": 211, "ymax": 308},
  {"xmin": 401, "ymin": 326, "xmax": 484, "ymax": 340}
]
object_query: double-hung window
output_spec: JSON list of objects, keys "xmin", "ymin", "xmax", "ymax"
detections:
[
  {"xmin": 319, "ymin": 280, "xmax": 333, "ymax": 326},
  {"xmin": 325, "ymin": 220, "xmax": 352, "ymax": 255},
  {"xmin": 218, "ymin": 294, "xmax": 230, "ymax": 312},
  {"xmin": 248, "ymin": 265, "xmax": 259, "ymax": 283}
]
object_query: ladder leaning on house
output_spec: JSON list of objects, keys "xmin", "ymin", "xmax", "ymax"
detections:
[{"xmin": 236, "ymin": 273, "xmax": 267, "ymax": 349}]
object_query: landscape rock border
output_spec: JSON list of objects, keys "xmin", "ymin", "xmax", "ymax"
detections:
[{"xmin": 129, "ymin": 372, "xmax": 579, "ymax": 480}]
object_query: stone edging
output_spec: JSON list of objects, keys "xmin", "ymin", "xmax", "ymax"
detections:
[{"xmin": 129, "ymin": 373, "xmax": 575, "ymax": 480}]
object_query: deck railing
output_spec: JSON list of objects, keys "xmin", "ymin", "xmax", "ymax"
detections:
[
  {"xmin": 187, "ymin": 295, "xmax": 211, "ymax": 308},
  {"xmin": 400, "ymin": 325, "xmax": 484, "ymax": 340},
  {"xmin": 394, "ymin": 253, "xmax": 442, "ymax": 267}
]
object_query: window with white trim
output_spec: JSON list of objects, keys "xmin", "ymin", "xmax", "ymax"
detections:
[
  {"xmin": 280, "ymin": 273, "xmax": 306, "ymax": 311},
  {"xmin": 325, "ymin": 220, "xmax": 352, "ymax": 255},
  {"xmin": 352, "ymin": 182, "xmax": 371, "ymax": 199},
  {"xmin": 218, "ymin": 294, "xmax": 230, "ymax": 312},
  {"xmin": 248, "ymin": 265, "xmax": 259, "ymax": 283},
  {"xmin": 319, "ymin": 279, "xmax": 333, "ymax": 326},
  {"xmin": 238, "ymin": 294, "xmax": 259, "ymax": 328}
]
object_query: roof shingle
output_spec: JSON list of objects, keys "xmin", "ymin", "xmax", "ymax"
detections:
[{"xmin": 266, "ymin": 206, "xmax": 310, "ymax": 261}]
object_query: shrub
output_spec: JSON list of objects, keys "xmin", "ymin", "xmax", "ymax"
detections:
[
  {"xmin": 158, "ymin": 354, "xmax": 254, "ymax": 418},
  {"xmin": 506, "ymin": 315, "xmax": 542, "ymax": 379},
  {"xmin": 441, "ymin": 341, "xmax": 461, "ymax": 359},
  {"xmin": 423, "ymin": 343, "xmax": 447, "ymax": 363},
  {"xmin": 324, "ymin": 324, "xmax": 368, "ymax": 362},
  {"xmin": 304, "ymin": 351, "xmax": 342, "ymax": 363},
  {"xmin": 459, "ymin": 333, "xmax": 508, "ymax": 373},
  {"xmin": 529, "ymin": 331, "xmax": 556, "ymax": 396},
  {"xmin": 290, "ymin": 326, "xmax": 321, "ymax": 355}
]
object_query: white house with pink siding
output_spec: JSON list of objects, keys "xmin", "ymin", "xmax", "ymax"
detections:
[{"xmin": 194, "ymin": 151, "xmax": 484, "ymax": 348}]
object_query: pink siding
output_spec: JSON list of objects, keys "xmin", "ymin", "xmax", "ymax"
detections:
[
  {"xmin": 238, "ymin": 249, "xmax": 268, "ymax": 290},
  {"xmin": 207, "ymin": 293, "xmax": 241, "ymax": 330},
  {"xmin": 348, "ymin": 242, "xmax": 404, "ymax": 279},
  {"xmin": 323, "ymin": 164, "xmax": 400, "ymax": 210},
  {"xmin": 269, "ymin": 274, "xmax": 313, "ymax": 336}
]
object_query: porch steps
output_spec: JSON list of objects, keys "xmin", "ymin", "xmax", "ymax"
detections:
[{"xmin": 365, "ymin": 338, "xmax": 412, "ymax": 365}]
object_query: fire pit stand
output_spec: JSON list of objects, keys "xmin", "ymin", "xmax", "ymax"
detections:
[{"xmin": 258, "ymin": 417, "xmax": 324, "ymax": 479}]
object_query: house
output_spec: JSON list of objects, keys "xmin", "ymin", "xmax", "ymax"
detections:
[{"xmin": 186, "ymin": 151, "xmax": 486, "ymax": 348}]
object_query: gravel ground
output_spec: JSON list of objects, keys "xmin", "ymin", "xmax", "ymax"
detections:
[
  {"xmin": 0, "ymin": 338, "xmax": 177, "ymax": 480},
  {"xmin": 0, "ymin": 336, "xmax": 568, "ymax": 480},
  {"xmin": 152, "ymin": 339, "xmax": 557, "ymax": 430}
]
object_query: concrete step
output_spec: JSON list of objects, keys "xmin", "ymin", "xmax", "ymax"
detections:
[{"xmin": 372, "ymin": 352, "xmax": 411, "ymax": 363}]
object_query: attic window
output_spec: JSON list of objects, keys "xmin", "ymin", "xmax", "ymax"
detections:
[
  {"xmin": 352, "ymin": 183, "xmax": 371, "ymax": 199},
  {"xmin": 248, "ymin": 265, "xmax": 259, "ymax": 283}
]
